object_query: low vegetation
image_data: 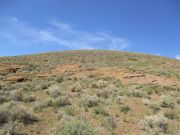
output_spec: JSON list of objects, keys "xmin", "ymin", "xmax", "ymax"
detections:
[{"xmin": 0, "ymin": 50, "xmax": 179, "ymax": 135}]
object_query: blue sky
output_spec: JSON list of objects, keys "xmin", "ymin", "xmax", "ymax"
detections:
[{"xmin": 0, "ymin": 0, "xmax": 180, "ymax": 59}]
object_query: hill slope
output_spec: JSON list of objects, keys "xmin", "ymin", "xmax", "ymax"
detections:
[{"xmin": 0, "ymin": 50, "xmax": 179, "ymax": 135}]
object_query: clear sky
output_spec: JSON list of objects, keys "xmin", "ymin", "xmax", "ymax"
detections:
[{"xmin": 0, "ymin": 0, "xmax": 180, "ymax": 59}]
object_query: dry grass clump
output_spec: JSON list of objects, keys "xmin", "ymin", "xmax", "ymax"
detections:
[
  {"xmin": 52, "ymin": 96, "xmax": 71, "ymax": 108},
  {"xmin": 91, "ymin": 80, "xmax": 107, "ymax": 88},
  {"xmin": 70, "ymin": 83, "xmax": 82, "ymax": 92},
  {"xmin": 3, "ymin": 121, "xmax": 21, "ymax": 135},
  {"xmin": 83, "ymin": 95, "xmax": 99, "ymax": 107},
  {"xmin": 164, "ymin": 110, "xmax": 178, "ymax": 120},
  {"xmin": 159, "ymin": 95, "xmax": 175, "ymax": 108},
  {"xmin": 55, "ymin": 76, "xmax": 64, "ymax": 83},
  {"xmin": 46, "ymin": 85, "xmax": 64, "ymax": 98},
  {"xmin": 149, "ymin": 102, "xmax": 161, "ymax": 114},
  {"xmin": 0, "ymin": 95, "xmax": 7, "ymax": 104},
  {"xmin": 0, "ymin": 102, "xmax": 37, "ymax": 125},
  {"xmin": 176, "ymin": 97, "xmax": 180, "ymax": 104},
  {"xmin": 93, "ymin": 106, "xmax": 109, "ymax": 116},
  {"xmin": 120, "ymin": 105, "xmax": 131, "ymax": 114},
  {"xmin": 10, "ymin": 90, "xmax": 24, "ymax": 102},
  {"xmin": 115, "ymin": 96, "xmax": 123, "ymax": 104},
  {"xmin": 22, "ymin": 83, "xmax": 36, "ymax": 92},
  {"xmin": 33, "ymin": 99, "xmax": 52, "ymax": 112},
  {"xmin": 126, "ymin": 89, "xmax": 149, "ymax": 98},
  {"xmin": 23, "ymin": 95, "xmax": 36, "ymax": 103},
  {"xmin": 54, "ymin": 118, "xmax": 98, "ymax": 135},
  {"xmin": 101, "ymin": 116, "xmax": 117, "ymax": 134},
  {"xmin": 96, "ymin": 89, "xmax": 111, "ymax": 98},
  {"xmin": 64, "ymin": 106, "xmax": 77, "ymax": 116},
  {"xmin": 140, "ymin": 115, "xmax": 169, "ymax": 135},
  {"xmin": 142, "ymin": 98, "xmax": 151, "ymax": 106},
  {"xmin": 35, "ymin": 81, "xmax": 49, "ymax": 90},
  {"xmin": 107, "ymin": 116, "xmax": 117, "ymax": 129}
]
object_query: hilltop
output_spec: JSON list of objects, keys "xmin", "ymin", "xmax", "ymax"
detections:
[{"xmin": 0, "ymin": 50, "xmax": 179, "ymax": 135}]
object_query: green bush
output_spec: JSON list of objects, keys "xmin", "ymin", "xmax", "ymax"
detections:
[{"xmin": 55, "ymin": 119, "xmax": 98, "ymax": 135}]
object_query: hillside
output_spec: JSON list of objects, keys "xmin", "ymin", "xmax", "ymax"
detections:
[{"xmin": 0, "ymin": 50, "xmax": 179, "ymax": 135}]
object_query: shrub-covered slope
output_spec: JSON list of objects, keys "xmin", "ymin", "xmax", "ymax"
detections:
[{"xmin": 0, "ymin": 50, "xmax": 179, "ymax": 135}]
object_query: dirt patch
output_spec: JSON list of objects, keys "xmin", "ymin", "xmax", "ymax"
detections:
[
  {"xmin": 73, "ymin": 67, "xmax": 180, "ymax": 87},
  {"xmin": 36, "ymin": 64, "xmax": 180, "ymax": 87},
  {"xmin": 3, "ymin": 76, "xmax": 27, "ymax": 82},
  {"xmin": 37, "ymin": 64, "xmax": 82, "ymax": 77},
  {"xmin": 0, "ymin": 64, "xmax": 25, "ymax": 74}
]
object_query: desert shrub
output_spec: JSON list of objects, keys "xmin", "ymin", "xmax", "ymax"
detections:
[
  {"xmin": 57, "ymin": 111, "xmax": 66, "ymax": 120},
  {"xmin": 23, "ymin": 95, "xmax": 36, "ymax": 103},
  {"xmin": 107, "ymin": 116, "xmax": 117, "ymax": 129},
  {"xmin": 70, "ymin": 83, "xmax": 82, "ymax": 92},
  {"xmin": 0, "ymin": 95, "xmax": 7, "ymax": 104},
  {"xmin": 140, "ymin": 115, "xmax": 169, "ymax": 135},
  {"xmin": 93, "ymin": 106, "xmax": 109, "ymax": 116},
  {"xmin": 176, "ymin": 97, "xmax": 180, "ymax": 104},
  {"xmin": 162, "ymin": 86, "xmax": 178, "ymax": 92},
  {"xmin": 52, "ymin": 96, "xmax": 71, "ymax": 108},
  {"xmin": 142, "ymin": 98, "xmax": 150, "ymax": 106},
  {"xmin": 3, "ymin": 121, "xmax": 21, "ymax": 135},
  {"xmin": 33, "ymin": 99, "xmax": 52, "ymax": 112},
  {"xmin": 164, "ymin": 110, "xmax": 177, "ymax": 120},
  {"xmin": 35, "ymin": 81, "xmax": 49, "ymax": 90},
  {"xmin": 127, "ymin": 90, "xmax": 148, "ymax": 98},
  {"xmin": 159, "ymin": 96, "xmax": 175, "ymax": 108},
  {"xmin": 46, "ymin": 85, "xmax": 64, "ymax": 98},
  {"xmin": 23, "ymin": 83, "xmax": 36, "ymax": 92},
  {"xmin": 56, "ymin": 76, "xmax": 64, "ymax": 83},
  {"xmin": 102, "ymin": 116, "xmax": 117, "ymax": 132},
  {"xmin": 149, "ymin": 102, "xmax": 160, "ymax": 114},
  {"xmin": 83, "ymin": 96, "xmax": 99, "ymax": 107},
  {"xmin": 10, "ymin": 90, "xmax": 23, "ymax": 101},
  {"xmin": 54, "ymin": 119, "xmax": 98, "ymax": 135},
  {"xmin": 91, "ymin": 80, "xmax": 107, "ymax": 88},
  {"xmin": 0, "ymin": 111, "xmax": 9, "ymax": 126},
  {"xmin": 64, "ymin": 106, "xmax": 76, "ymax": 116},
  {"xmin": 0, "ymin": 102, "xmax": 37, "ymax": 125},
  {"xmin": 142, "ymin": 84, "xmax": 162, "ymax": 95},
  {"xmin": 115, "ymin": 96, "xmax": 123, "ymax": 104},
  {"xmin": 120, "ymin": 105, "xmax": 130, "ymax": 114},
  {"xmin": 113, "ymin": 79, "xmax": 123, "ymax": 88},
  {"xmin": 96, "ymin": 89, "xmax": 110, "ymax": 98}
]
